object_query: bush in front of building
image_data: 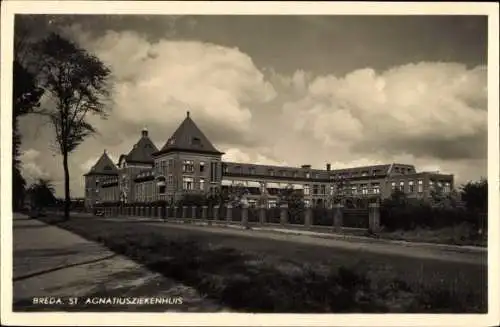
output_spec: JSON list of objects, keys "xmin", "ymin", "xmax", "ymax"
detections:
[{"xmin": 380, "ymin": 180, "xmax": 487, "ymax": 235}]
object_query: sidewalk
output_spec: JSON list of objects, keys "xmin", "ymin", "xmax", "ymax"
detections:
[{"xmin": 12, "ymin": 213, "xmax": 227, "ymax": 312}]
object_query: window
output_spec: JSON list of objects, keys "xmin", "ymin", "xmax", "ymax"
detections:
[
  {"xmin": 418, "ymin": 180, "xmax": 423, "ymax": 193},
  {"xmin": 223, "ymin": 164, "xmax": 228, "ymax": 174},
  {"xmin": 443, "ymin": 182, "xmax": 451, "ymax": 193},
  {"xmin": 372, "ymin": 183, "xmax": 380, "ymax": 194},
  {"xmin": 408, "ymin": 180, "xmax": 415, "ymax": 193},
  {"xmin": 304, "ymin": 199, "xmax": 311, "ymax": 207},
  {"xmin": 269, "ymin": 169, "xmax": 275, "ymax": 176},
  {"xmin": 361, "ymin": 184, "xmax": 368, "ymax": 195},
  {"xmin": 399, "ymin": 181, "xmax": 405, "ymax": 192},
  {"xmin": 429, "ymin": 180, "xmax": 435, "ymax": 190},
  {"xmin": 313, "ymin": 185, "xmax": 319, "ymax": 195},
  {"xmin": 304, "ymin": 184, "xmax": 310, "ymax": 195},
  {"xmin": 320, "ymin": 185, "xmax": 326, "ymax": 194},
  {"xmin": 391, "ymin": 181, "xmax": 396, "ymax": 191},
  {"xmin": 192, "ymin": 137, "xmax": 201, "ymax": 146},
  {"xmin": 183, "ymin": 160, "xmax": 194, "ymax": 173},
  {"xmin": 293, "ymin": 171, "xmax": 298, "ymax": 178},
  {"xmin": 351, "ymin": 186, "xmax": 357, "ymax": 195},
  {"xmin": 281, "ymin": 170, "xmax": 287, "ymax": 177},
  {"xmin": 200, "ymin": 161, "xmax": 205, "ymax": 173},
  {"xmin": 361, "ymin": 171, "xmax": 368, "ymax": 177},
  {"xmin": 305, "ymin": 172, "xmax": 310, "ymax": 179},
  {"xmin": 249, "ymin": 167, "xmax": 256, "ymax": 175},
  {"xmin": 159, "ymin": 184, "xmax": 166, "ymax": 194},
  {"xmin": 104, "ymin": 165, "xmax": 112, "ymax": 171},
  {"xmin": 210, "ymin": 162, "xmax": 218, "ymax": 182},
  {"xmin": 199, "ymin": 178, "xmax": 205, "ymax": 190},
  {"xmin": 183, "ymin": 177, "xmax": 194, "ymax": 190}
]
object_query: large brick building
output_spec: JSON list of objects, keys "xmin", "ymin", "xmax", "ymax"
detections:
[{"xmin": 84, "ymin": 112, "xmax": 454, "ymax": 209}]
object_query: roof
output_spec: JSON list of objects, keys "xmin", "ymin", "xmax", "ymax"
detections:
[
  {"xmin": 84, "ymin": 151, "xmax": 119, "ymax": 176},
  {"xmin": 155, "ymin": 111, "xmax": 224, "ymax": 156},
  {"xmin": 124, "ymin": 129, "xmax": 159, "ymax": 164},
  {"xmin": 222, "ymin": 162, "xmax": 394, "ymax": 181}
]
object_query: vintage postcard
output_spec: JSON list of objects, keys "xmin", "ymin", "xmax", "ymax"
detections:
[{"xmin": 1, "ymin": 1, "xmax": 499, "ymax": 326}]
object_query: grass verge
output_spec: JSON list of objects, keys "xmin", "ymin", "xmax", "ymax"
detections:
[{"xmin": 37, "ymin": 215, "xmax": 486, "ymax": 313}]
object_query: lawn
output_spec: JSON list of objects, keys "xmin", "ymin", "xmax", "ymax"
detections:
[{"xmin": 37, "ymin": 215, "xmax": 487, "ymax": 313}]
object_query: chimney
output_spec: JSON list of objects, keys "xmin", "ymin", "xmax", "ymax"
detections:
[
  {"xmin": 326, "ymin": 163, "xmax": 331, "ymax": 171},
  {"xmin": 141, "ymin": 127, "xmax": 148, "ymax": 137},
  {"xmin": 187, "ymin": 110, "xmax": 190, "ymax": 118},
  {"xmin": 301, "ymin": 164, "xmax": 311, "ymax": 169}
]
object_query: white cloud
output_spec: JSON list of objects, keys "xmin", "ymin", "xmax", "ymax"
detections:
[
  {"xmin": 20, "ymin": 149, "xmax": 50, "ymax": 183},
  {"xmin": 283, "ymin": 62, "xmax": 487, "ymax": 149},
  {"xmin": 66, "ymin": 26, "xmax": 276, "ymax": 137},
  {"xmin": 222, "ymin": 148, "xmax": 288, "ymax": 166}
]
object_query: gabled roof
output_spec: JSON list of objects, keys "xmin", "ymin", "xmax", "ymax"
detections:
[
  {"xmin": 154, "ymin": 111, "xmax": 224, "ymax": 156},
  {"xmin": 84, "ymin": 151, "xmax": 119, "ymax": 176},
  {"xmin": 124, "ymin": 128, "xmax": 159, "ymax": 164}
]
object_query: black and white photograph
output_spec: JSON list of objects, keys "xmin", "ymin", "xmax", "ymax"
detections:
[{"xmin": 1, "ymin": 1, "xmax": 498, "ymax": 326}]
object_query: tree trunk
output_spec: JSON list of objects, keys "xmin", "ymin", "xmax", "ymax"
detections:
[{"xmin": 63, "ymin": 151, "xmax": 70, "ymax": 221}]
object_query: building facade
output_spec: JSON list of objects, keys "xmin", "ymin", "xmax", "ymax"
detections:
[{"xmin": 84, "ymin": 112, "xmax": 454, "ymax": 209}]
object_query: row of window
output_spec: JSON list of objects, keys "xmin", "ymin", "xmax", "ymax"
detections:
[
  {"xmin": 390, "ymin": 180, "xmax": 451, "ymax": 193},
  {"xmin": 154, "ymin": 159, "xmax": 219, "ymax": 183}
]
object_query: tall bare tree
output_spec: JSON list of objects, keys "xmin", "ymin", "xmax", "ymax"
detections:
[{"xmin": 33, "ymin": 33, "xmax": 111, "ymax": 220}]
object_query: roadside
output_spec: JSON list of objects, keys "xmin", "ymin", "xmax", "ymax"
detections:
[
  {"xmin": 12, "ymin": 213, "xmax": 228, "ymax": 312},
  {"xmin": 34, "ymin": 213, "xmax": 487, "ymax": 313},
  {"xmin": 91, "ymin": 215, "xmax": 487, "ymax": 259}
]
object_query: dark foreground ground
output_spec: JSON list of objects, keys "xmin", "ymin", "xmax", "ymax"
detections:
[{"xmin": 30, "ymin": 214, "xmax": 487, "ymax": 313}]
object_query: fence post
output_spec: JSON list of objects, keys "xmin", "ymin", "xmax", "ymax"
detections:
[
  {"xmin": 241, "ymin": 203, "xmax": 249, "ymax": 228},
  {"xmin": 368, "ymin": 203, "xmax": 381, "ymax": 233},
  {"xmin": 226, "ymin": 204, "xmax": 233, "ymax": 223},
  {"xmin": 333, "ymin": 204, "xmax": 343, "ymax": 233},
  {"xmin": 202, "ymin": 206, "xmax": 208, "ymax": 220},
  {"xmin": 182, "ymin": 206, "xmax": 187, "ymax": 219},
  {"xmin": 192, "ymin": 206, "xmax": 197, "ymax": 220},
  {"xmin": 213, "ymin": 205, "xmax": 219, "ymax": 221},
  {"xmin": 259, "ymin": 204, "xmax": 266, "ymax": 225},
  {"xmin": 280, "ymin": 204, "xmax": 288, "ymax": 226},
  {"xmin": 304, "ymin": 203, "xmax": 312, "ymax": 228}
]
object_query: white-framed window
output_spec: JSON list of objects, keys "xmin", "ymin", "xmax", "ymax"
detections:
[
  {"xmin": 361, "ymin": 184, "xmax": 368, "ymax": 195},
  {"xmin": 372, "ymin": 183, "xmax": 380, "ymax": 194},
  {"xmin": 429, "ymin": 180, "xmax": 435, "ymax": 190},
  {"xmin": 408, "ymin": 180, "xmax": 415, "ymax": 193},
  {"xmin": 183, "ymin": 176, "xmax": 194, "ymax": 190},
  {"xmin": 418, "ymin": 180, "xmax": 423, "ymax": 193},
  {"xmin": 351, "ymin": 186, "xmax": 357, "ymax": 195},
  {"xmin": 391, "ymin": 181, "xmax": 396, "ymax": 191},
  {"xmin": 183, "ymin": 160, "xmax": 194, "ymax": 173},
  {"xmin": 199, "ymin": 161, "xmax": 205, "ymax": 173},
  {"xmin": 305, "ymin": 172, "xmax": 310, "ymax": 178},
  {"xmin": 199, "ymin": 178, "xmax": 205, "ymax": 190},
  {"xmin": 443, "ymin": 182, "xmax": 451, "ymax": 193},
  {"xmin": 399, "ymin": 181, "xmax": 405, "ymax": 192},
  {"xmin": 304, "ymin": 184, "xmax": 310, "ymax": 195}
]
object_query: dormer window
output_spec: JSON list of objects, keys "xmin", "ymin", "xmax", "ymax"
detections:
[
  {"xmin": 104, "ymin": 165, "xmax": 112, "ymax": 171},
  {"xmin": 192, "ymin": 137, "xmax": 201, "ymax": 146}
]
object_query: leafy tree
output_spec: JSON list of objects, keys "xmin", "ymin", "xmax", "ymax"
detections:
[
  {"xmin": 460, "ymin": 179, "xmax": 488, "ymax": 213},
  {"xmin": 27, "ymin": 178, "xmax": 56, "ymax": 210},
  {"xmin": 12, "ymin": 59, "xmax": 44, "ymax": 211},
  {"xmin": 33, "ymin": 33, "xmax": 111, "ymax": 221},
  {"xmin": 278, "ymin": 185, "xmax": 305, "ymax": 224}
]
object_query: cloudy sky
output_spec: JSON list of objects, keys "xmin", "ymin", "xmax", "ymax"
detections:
[{"xmin": 15, "ymin": 14, "xmax": 488, "ymax": 197}]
